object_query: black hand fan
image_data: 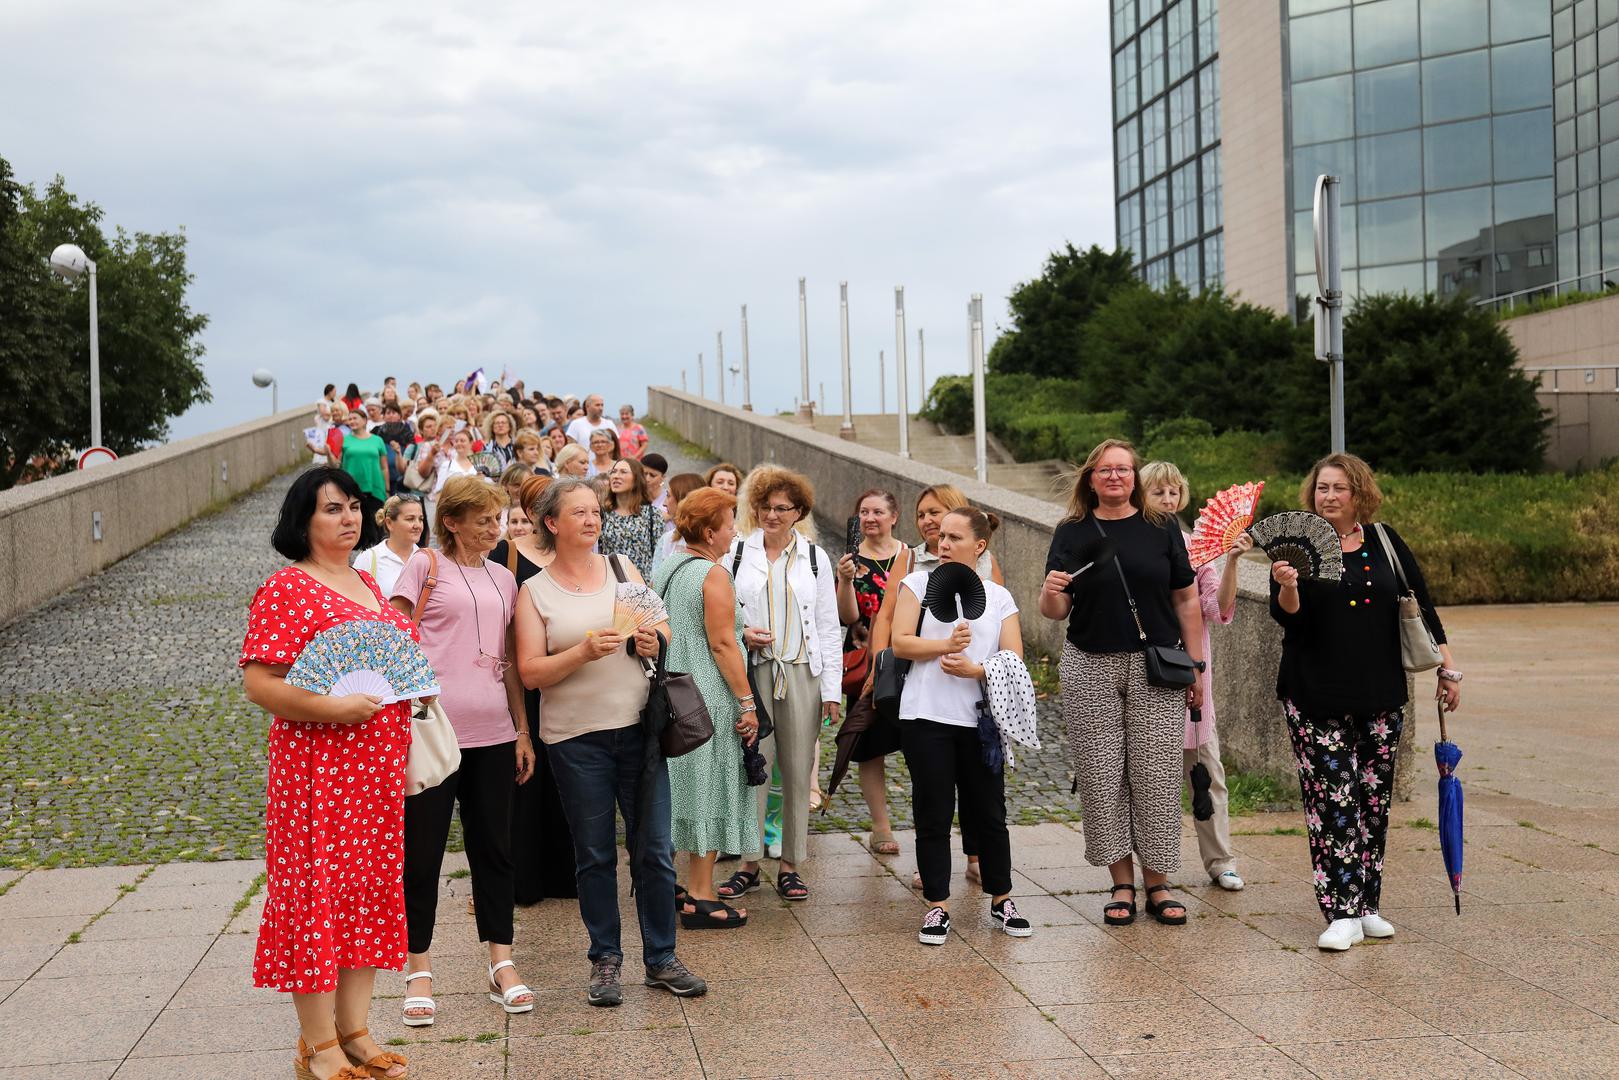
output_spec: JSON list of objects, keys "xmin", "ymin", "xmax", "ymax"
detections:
[
  {"xmin": 923, "ymin": 561, "xmax": 986, "ymax": 623},
  {"xmin": 1248, "ymin": 511, "xmax": 1344, "ymax": 582},
  {"xmin": 1063, "ymin": 535, "xmax": 1117, "ymax": 595}
]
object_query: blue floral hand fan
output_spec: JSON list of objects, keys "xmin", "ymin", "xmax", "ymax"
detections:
[{"xmin": 284, "ymin": 621, "xmax": 441, "ymax": 705}]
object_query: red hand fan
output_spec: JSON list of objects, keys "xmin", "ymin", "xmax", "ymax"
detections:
[{"xmin": 1187, "ymin": 481, "xmax": 1265, "ymax": 569}]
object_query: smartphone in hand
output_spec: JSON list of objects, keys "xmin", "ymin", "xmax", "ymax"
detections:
[{"xmin": 845, "ymin": 515, "xmax": 862, "ymax": 558}]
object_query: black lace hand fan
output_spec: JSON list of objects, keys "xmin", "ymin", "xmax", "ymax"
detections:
[
  {"xmin": 1248, "ymin": 511, "xmax": 1344, "ymax": 582},
  {"xmin": 923, "ymin": 561, "xmax": 987, "ymax": 623}
]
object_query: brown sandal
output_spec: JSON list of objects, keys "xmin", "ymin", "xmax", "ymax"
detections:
[
  {"xmin": 340, "ymin": 1027, "xmax": 409, "ymax": 1078},
  {"xmin": 294, "ymin": 1035, "xmax": 372, "ymax": 1080}
]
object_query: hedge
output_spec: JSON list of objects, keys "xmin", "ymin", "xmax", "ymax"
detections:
[{"xmin": 922, "ymin": 383, "xmax": 1619, "ymax": 604}]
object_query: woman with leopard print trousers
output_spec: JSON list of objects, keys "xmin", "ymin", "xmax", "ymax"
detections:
[
  {"xmin": 1271, "ymin": 453, "xmax": 1461, "ymax": 952},
  {"xmin": 1040, "ymin": 439, "xmax": 1205, "ymax": 928}
]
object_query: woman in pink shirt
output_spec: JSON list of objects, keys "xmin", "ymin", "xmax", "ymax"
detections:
[
  {"xmin": 1141, "ymin": 461, "xmax": 1248, "ymax": 893},
  {"xmin": 617, "ymin": 405, "xmax": 650, "ymax": 459},
  {"xmin": 389, "ymin": 475, "xmax": 537, "ymax": 1028}
]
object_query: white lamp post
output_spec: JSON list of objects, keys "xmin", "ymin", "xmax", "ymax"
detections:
[
  {"xmin": 49, "ymin": 243, "xmax": 101, "ymax": 449},
  {"xmin": 252, "ymin": 368, "xmax": 278, "ymax": 415}
]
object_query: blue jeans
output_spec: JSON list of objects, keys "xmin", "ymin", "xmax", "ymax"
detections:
[{"xmin": 546, "ymin": 724, "xmax": 677, "ymax": 969}]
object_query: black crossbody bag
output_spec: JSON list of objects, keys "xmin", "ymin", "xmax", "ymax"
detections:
[{"xmin": 1091, "ymin": 517, "xmax": 1203, "ymax": 689}]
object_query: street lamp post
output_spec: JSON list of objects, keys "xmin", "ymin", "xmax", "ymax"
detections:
[
  {"xmin": 252, "ymin": 369, "xmax": 278, "ymax": 415},
  {"xmin": 716, "ymin": 331, "xmax": 726, "ymax": 406},
  {"xmin": 971, "ymin": 295, "xmax": 987, "ymax": 484},
  {"xmin": 878, "ymin": 350, "xmax": 886, "ymax": 414},
  {"xmin": 918, "ymin": 327, "xmax": 926, "ymax": 406},
  {"xmin": 797, "ymin": 278, "xmax": 812, "ymax": 417},
  {"xmin": 838, "ymin": 282, "xmax": 855, "ymax": 439},
  {"xmin": 894, "ymin": 286, "xmax": 910, "ymax": 459},
  {"xmin": 1313, "ymin": 174, "xmax": 1346, "ymax": 453},
  {"xmin": 698, "ymin": 352, "xmax": 705, "ymax": 398},
  {"xmin": 740, "ymin": 304, "xmax": 753, "ymax": 411},
  {"xmin": 49, "ymin": 243, "xmax": 101, "ymax": 449}
]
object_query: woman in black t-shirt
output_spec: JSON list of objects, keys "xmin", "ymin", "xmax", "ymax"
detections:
[
  {"xmin": 1270, "ymin": 453, "xmax": 1462, "ymax": 952},
  {"xmin": 1040, "ymin": 440, "xmax": 1205, "ymax": 928}
]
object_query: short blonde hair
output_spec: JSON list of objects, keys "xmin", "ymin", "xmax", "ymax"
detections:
[
  {"xmin": 435, "ymin": 475, "xmax": 507, "ymax": 557},
  {"xmin": 1138, "ymin": 461, "xmax": 1190, "ymax": 513},
  {"xmin": 554, "ymin": 444, "xmax": 589, "ymax": 473}
]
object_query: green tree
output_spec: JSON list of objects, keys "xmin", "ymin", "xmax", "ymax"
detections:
[
  {"xmin": 989, "ymin": 243, "xmax": 1140, "ymax": 379},
  {"xmin": 1277, "ymin": 293, "xmax": 1549, "ymax": 473},
  {"xmin": 0, "ymin": 159, "xmax": 210, "ymax": 488},
  {"xmin": 1079, "ymin": 282, "xmax": 1308, "ymax": 436}
]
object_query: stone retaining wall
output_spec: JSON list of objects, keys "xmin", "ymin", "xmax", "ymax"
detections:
[
  {"xmin": 0, "ymin": 405, "xmax": 314, "ymax": 628},
  {"xmin": 649, "ymin": 387, "xmax": 1417, "ymax": 797}
]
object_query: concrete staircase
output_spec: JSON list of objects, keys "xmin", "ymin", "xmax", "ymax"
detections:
[{"xmin": 796, "ymin": 412, "xmax": 1068, "ymax": 504}]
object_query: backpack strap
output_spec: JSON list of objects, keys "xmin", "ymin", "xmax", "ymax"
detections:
[
  {"xmin": 808, "ymin": 541, "xmax": 819, "ymax": 578},
  {"xmin": 730, "ymin": 539, "xmax": 745, "ymax": 578}
]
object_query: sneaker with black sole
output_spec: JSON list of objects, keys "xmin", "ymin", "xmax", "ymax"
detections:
[
  {"xmin": 991, "ymin": 897, "xmax": 1033, "ymax": 937},
  {"xmin": 644, "ymin": 957, "xmax": 707, "ymax": 997},
  {"xmin": 587, "ymin": 956, "xmax": 622, "ymax": 1007},
  {"xmin": 918, "ymin": 905, "xmax": 950, "ymax": 945}
]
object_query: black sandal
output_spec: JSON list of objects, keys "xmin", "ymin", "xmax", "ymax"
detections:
[
  {"xmin": 1144, "ymin": 884, "xmax": 1187, "ymax": 926},
  {"xmin": 680, "ymin": 897, "xmax": 748, "ymax": 929},
  {"xmin": 775, "ymin": 870, "xmax": 810, "ymax": 901},
  {"xmin": 717, "ymin": 868, "xmax": 761, "ymax": 899},
  {"xmin": 1103, "ymin": 884, "xmax": 1137, "ymax": 926},
  {"xmin": 675, "ymin": 883, "xmax": 689, "ymax": 907}
]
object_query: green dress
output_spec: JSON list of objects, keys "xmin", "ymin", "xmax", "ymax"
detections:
[{"xmin": 653, "ymin": 553, "xmax": 758, "ymax": 857}]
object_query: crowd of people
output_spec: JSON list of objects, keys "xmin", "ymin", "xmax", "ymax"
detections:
[{"xmin": 244, "ymin": 375, "xmax": 1462, "ymax": 1079}]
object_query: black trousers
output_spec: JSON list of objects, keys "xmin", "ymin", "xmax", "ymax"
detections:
[
  {"xmin": 900, "ymin": 718, "xmax": 1012, "ymax": 904},
  {"xmin": 403, "ymin": 741, "xmax": 516, "ymax": 954}
]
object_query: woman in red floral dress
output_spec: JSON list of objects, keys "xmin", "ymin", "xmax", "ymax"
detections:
[{"xmin": 241, "ymin": 467, "xmax": 411, "ymax": 1080}]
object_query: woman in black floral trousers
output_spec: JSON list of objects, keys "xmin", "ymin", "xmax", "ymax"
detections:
[{"xmin": 1270, "ymin": 454, "xmax": 1463, "ymax": 952}]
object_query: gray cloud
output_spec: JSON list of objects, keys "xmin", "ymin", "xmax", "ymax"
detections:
[{"xmin": 2, "ymin": 0, "xmax": 1114, "ymax": 436}]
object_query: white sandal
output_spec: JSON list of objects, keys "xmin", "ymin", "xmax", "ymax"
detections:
[
  {"xmin": 488, "ymin": 959, "xmax": 534, "ymax": 1014},
  {"xmin": 402, "ymin": 969, "xmax": 436, "ymax": 1027}
]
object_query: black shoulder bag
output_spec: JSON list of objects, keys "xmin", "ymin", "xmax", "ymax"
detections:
[
  {"xmin": 1092, "ymin": 517, "xmax": 1204, "ymax": 689},
  {"xmin": 627, "ymin": 554, "xmax": 715, "ymax": 758},
  {"xmin": 872, "ymin": 573, "xmax": 926, "ymax": 723}
]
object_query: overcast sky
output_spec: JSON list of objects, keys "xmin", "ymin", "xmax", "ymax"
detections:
[{"xmin": 4, "ymin": 1, "xmax": 1113, "ymax": 440}]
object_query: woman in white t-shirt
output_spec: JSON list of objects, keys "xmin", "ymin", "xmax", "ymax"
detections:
[
  {"xmin": 891, "ymin": 507, "xmax": 1032, "ymax": 947},
  {"xmin": 352, "ymin": 494, "xmax": 428, "ymax": 595},
  {"xmin": 426, "ymin": 428, "xmax": 481, "ymax": 535}
]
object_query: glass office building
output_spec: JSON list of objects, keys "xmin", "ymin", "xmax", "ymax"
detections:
[
  {"xmin": 1109, "ymin": 0, "xmax": 1577, "ymax": 308},
  {"xmin": 1554, "ymin": 0, "xmax": 1619, "ymax": 291},
  {"xmin": 1287, "ymin": 0, "xmax": 1555, "ymax": 304},
  {"xmin": 1111, "ymin": 0, "xmax": 1225, "ymax": 292}
]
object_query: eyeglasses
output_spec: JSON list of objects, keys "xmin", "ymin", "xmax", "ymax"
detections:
[
  {"xmin": 474, "ymin": 650, "xmax": 512, "ymax": 678},
  {"xmin": 762, "ymin": 504, "xmax": 799, "ymax": 517},
  {"xmin": 1094, "ymin": 467, "xmax": 1134, "ymax": 478}
]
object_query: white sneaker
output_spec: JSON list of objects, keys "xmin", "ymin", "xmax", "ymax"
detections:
[
  {"xmin": 1317, "ymin": 918, "xmax": 1365, "ymax": 951},
  {"xmin": 1214, "ymin": 870, "xmax": 1245, "ymax": 891},
  {"xmin": 1360, "ymin": 912, "xmax": 1395, "ymax": 938}
]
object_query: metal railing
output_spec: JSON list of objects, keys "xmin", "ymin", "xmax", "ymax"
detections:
[
  {"xmin": 1518, "ymin": 364, "xmax": 1619, "ymax": 392},
  {"xmin": 1474, "ymin": 265, "xmax": 1619, "ymax": 313}
]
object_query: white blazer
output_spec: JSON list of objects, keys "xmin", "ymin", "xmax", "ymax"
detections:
[{"xmin": 727, "ymin": 530, "xmax": 842, "ymax": 705}]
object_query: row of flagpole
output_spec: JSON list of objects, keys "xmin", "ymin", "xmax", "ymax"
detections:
[{"xmin": 682, "ymin": 281, "xmax": 989, "ymax": 481}]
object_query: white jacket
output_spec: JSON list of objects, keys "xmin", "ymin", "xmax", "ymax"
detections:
[{"xmin": 727, "ymin": 531, "xmax": 843, "ymax": 705}]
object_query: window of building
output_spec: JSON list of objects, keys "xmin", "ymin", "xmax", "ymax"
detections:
[
  {"xmin": 1173, "ymin": 243, "xmax": 1200, "ymax": 285},
  {"xmin": 1141, "ymin": 16, "xmax": 1166, "ymax": 102},
  {"xmin": 1172, "ymin": 161, "xmax": 1200, "ymax": 244},
  {"xmin": 1118, "ymin": 192, "xmax": 1143, "ymax": 259},
  {"xmin": 1354, "ymin": 0, "xmax": 1418, "ymax": 69},
  {"xmin": 1167, "ymin": 0, "xmax": 1194, "ymax": 84},
  {"xmin": 1142, "ymin": 97, "xmax": 1168, "ymax": 178},
  {"xmin": 1291, "ymin": 8, "xmax": 1353, "ymax": 81},
  {"xmin": 1202, "ymin": 146, "xmax": 1223, "ymax": 231},
  {"xmin": 1423, "ymin": 49, "xmax": 1491, "ymax": 123},
  {"xmin": 1421, "ymin": 0, "xmax": 1489, "ymax": 57},
  {"xmin": 1114, "ymin": 0, "xmax": 1138, "ymax": 42},
  {"xmin": 1356, "ymin": 62, "xmax": 1421, "ymax": 135},
  {"xmin": 1117, "ymin": 119, "xmax": 1141, "ymax": 194},
  {"xmin": 1495, "ymin": 108, "xmax": 1555, "ymax": 182},
  {"xmin": 1360, "ymin": 196, "xmax": 1425, "ymax": 263},
  {"xmin": 1202, "ymin": 233, "xmax": 1223, "ymax": 288},
  {"xmin": 1492, "ymin": 0, "xmax": 1550, "ymax": 44},
  {"xmin": 1495, "ymin": 178, "xmax": 1555, "ymax": 225},
  {"xmin": 1358, "ymin": 129, "xmax": 1424, "ymax": 199},
  {"xmin": 1425, "ymin": 118, "xmax": 1493, "ymax": 191},
  {"xmin": 1144, "ymin": 178, "xmax": 1170, "ymax": 258},
  {"xmin": 1494, "ymin": 40, "xmax": 1555, "ymax": 111},
  {"xmin": 1197, "ymin": 0, "xmax": 1217, "ymax": 64},
  {"xmin": 1169, "ymin": 81, "xmax": 1198, "ymax": 163},
  {"xmin": 1114, "ymin": 41, "xmax": 1139, "ymax": 122},
  {"xmin": 1426, "ymin": 185, "xmax": 1494, "ymax": 256},
  {"xmin": 1292, "ymin": 74, "xmax": 1356, "ymax": 144},
  {"xmin": 1199, "ymin": 62, "xmax": 1220, "ymax": 144},
  {"xmin": 1293, "ymin": 138, "xmax": 1358, "ymax": 207}
]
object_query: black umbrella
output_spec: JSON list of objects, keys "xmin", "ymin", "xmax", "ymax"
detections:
[
  {"xmin": 1188, "ymin": 708, "xmax": 1214, "ymax": 821},
  {"xmin": 824, "ymin": 693, "xmax": 902, "ymax": 809}
]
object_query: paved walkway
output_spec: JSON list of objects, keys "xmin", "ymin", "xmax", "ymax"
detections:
[{"xmin": 1, "ymin": 603, "xmax": 1616, "ymax": 1077}]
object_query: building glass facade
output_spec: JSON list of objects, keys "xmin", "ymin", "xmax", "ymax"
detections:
[
  {"xmin": 1284, "ymin": 0, "xmax": 1555, "ymax": 304},
  {"xmin": 1553, "ymin": 0, "xmax": 1619, "ymax": 291},
  {"xmin": 1112, "ymin": 0, "xmax": 1224, "ymax": 290}
]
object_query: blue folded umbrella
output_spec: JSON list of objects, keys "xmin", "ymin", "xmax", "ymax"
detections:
[{"xmin": 1434, "ymin": 702, "xmax": 1465, "ymax": 915}]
